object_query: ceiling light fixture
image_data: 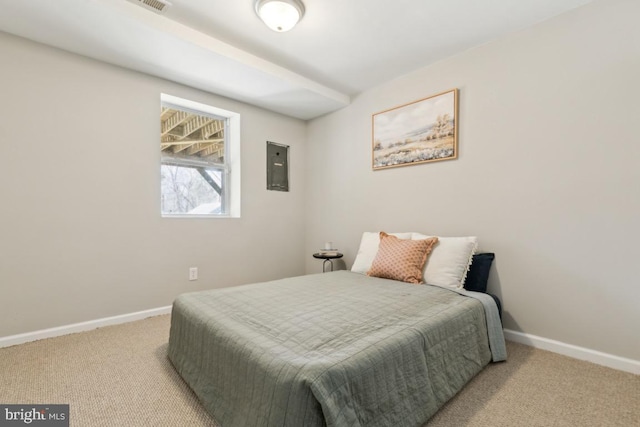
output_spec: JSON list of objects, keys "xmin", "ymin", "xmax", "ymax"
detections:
[{"xmin": 254, "ymin": 0, "xmax": 305, "ymax": 32}]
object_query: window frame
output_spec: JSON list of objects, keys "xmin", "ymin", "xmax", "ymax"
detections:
[{"xmin": 160, "ymin": 94, "xmax": 241, "ymax": 218}]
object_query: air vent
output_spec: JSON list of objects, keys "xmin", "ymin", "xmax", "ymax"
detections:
[{"xmin": 127, "ymin": 0, "xmax": 172, "ymax": 14}]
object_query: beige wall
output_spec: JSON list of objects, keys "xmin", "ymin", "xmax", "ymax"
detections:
[
  {"xmin": 2, "ymin": 0, "xmax": 638, "ymax": 362},
  {"xmin": 305, "ymin": 0, "xmax": 640, "ymax": 360},
  {"xmin": 0, "ymin": 32, "xmax": 307, "ymax": 337}
]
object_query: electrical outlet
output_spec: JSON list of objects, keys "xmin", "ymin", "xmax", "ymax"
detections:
[{"xmin": 189, "ymin": 267, "xmax": 198, "ymax": 281}]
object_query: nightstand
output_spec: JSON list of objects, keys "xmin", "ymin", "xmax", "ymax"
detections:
[{"xmin": 312, "ymin": 253, "xmax": 344, "ymax": 273}]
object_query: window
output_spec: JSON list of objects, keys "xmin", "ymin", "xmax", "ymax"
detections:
[{"xmin": 160, "ymin": 94, "xmax": 240, "ymax": 217}]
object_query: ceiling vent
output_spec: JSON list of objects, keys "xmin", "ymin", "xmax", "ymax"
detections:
[{"xmin": 127, "ymin": 0, "xmax": 172, "ymax": 14}]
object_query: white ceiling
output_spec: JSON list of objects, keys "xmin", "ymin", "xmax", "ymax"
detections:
[{"xmin": 0, "ymin": 0, "xmax": 595, "ymax": 120}]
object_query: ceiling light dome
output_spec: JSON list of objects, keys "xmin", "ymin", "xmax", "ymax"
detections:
[{"xmin": 255, "ymin": 0, "xmax": 305, "ymax": 32}]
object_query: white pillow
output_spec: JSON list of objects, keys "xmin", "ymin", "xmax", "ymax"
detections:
[
  {"xmin": 412, "ymin": 233, "xmax": 478, "ymax": 289},
  {"xmin": 351, "ymin": 232, "xmax": 412, "ymax": 274}
]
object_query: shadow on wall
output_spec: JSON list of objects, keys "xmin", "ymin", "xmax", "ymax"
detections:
[
  {"xmin": 310, "ymin": 258, "xmax": 348, "ymax": 274},
  {"xmin": 332, "ymin": 259, "xmax": 348, "ymax": 271}
]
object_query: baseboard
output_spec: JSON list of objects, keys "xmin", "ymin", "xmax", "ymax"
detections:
[
  {"xmin": 3, "ymin": 312, "xmax": 637, "ymax": 374},
  {"xmin": 503, "ymin": 329, "xmax": 640, "ymax": 375},
  {"xmin": 0, "ymin": 306, "xmax": 172, "ymax": 349}
]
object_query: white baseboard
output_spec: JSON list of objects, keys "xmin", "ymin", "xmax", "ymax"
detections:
[
  {"xmin": 503, "ymin": 329, "xmax": 640, "ymax": 375},
  {"xmin": 0, "ymin": 306, "xmax": 172, "ymax": 349},
  {"xmin": 2, "ymin": 312, "xmax": 637, "ymax": 375}
]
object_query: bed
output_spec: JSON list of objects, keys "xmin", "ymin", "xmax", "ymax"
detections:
[{"xmin": 168, "ymin": 268, "xmax": 506, "ymax": 426}]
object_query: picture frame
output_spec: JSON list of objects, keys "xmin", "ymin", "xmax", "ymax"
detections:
[{"xmin": 372, "ymin": 88, "xmax": 458, "ymax": 170}]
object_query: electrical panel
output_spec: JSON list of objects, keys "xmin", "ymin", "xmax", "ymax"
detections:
[{"xmin": 267, "ymin": 141, "xmax": 289, "ymax": 192}]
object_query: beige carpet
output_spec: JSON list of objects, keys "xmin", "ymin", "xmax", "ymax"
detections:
[{"xmin": 0, "ymin": 315, "xmax": 637, "ymax": 426}]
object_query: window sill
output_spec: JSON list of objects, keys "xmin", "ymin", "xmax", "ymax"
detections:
[{"xmin": 161, "ymin": 214, "xmax": 239, "ymax": 219}]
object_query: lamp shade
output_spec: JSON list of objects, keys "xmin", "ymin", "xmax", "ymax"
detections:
[{"xmin": 255, "ymin": 0, "xmax": 305, "ymax": 32}]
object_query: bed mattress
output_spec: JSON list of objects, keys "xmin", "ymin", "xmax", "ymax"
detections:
[{"xmin": 168, "ymin": 271, "xmax": 505, "ymax": 427}]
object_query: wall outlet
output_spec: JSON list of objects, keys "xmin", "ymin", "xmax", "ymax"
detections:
[{"xmin": 189, "ymin": 267, "xmax": 198, "ymax": 281}]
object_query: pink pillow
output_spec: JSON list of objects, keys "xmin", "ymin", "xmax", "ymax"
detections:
[{"xmin": 367, "ymin": 232, "xmax": 438, "ymax": 284}]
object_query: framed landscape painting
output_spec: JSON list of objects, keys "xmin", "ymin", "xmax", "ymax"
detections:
[{"xmin": 372, "ymin": 88, "xmax": 458, "ymax": 170}]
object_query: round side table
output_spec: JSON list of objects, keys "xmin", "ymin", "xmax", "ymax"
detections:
[{"xmin": 312, "ymin": 253, "xmax": 344, "ymax": 272}]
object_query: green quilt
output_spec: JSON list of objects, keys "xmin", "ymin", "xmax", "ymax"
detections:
[{"xmin": 168, "ymin": 271, "xmax": 505, "ymax": 427}]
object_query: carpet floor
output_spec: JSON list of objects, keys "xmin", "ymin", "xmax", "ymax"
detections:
[{"xmin": 0, "ymin": 315, "xmax": 637, "ymax": 426}]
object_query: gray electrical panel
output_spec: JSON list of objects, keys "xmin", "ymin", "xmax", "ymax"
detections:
[{"xmin": 267, "ymin": 141, "xmax": 289, "ymax": 192}]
